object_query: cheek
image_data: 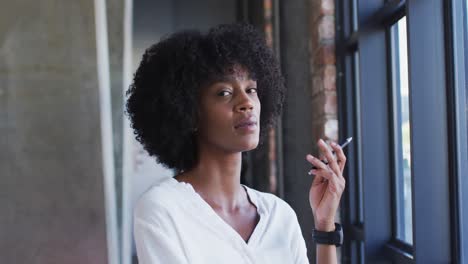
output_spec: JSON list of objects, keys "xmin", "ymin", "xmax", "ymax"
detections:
[
  {"xmin": 199, "ymin": 107, "xmax": 232, "ymax": 131},
  {"xmin": 255, "ymin": 99, "xmax": 261, "ymax": 115},
  {"xmin": 209, "ymin": 112, "xmax": 229, "ymax": 126}
]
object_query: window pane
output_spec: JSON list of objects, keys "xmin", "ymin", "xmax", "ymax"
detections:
[
  {"xmin": 465, "ymin": 5, "xmax": 468, "ymax": 245},
  {"xmin": 391, "ymin": 16, "xmax": 413, "ymax": 244},
  {"xmin": 465, "ymin": 1, "xmax": 468, "ymax": 151}
]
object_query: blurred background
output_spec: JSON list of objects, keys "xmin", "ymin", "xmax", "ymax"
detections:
[{"xmin": 1, "ymin": 0, "xmax": 467, "ymax": 263}]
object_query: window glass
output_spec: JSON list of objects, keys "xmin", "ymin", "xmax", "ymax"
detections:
[
  {"xmin": 391, "ymin": 16, "xmax": 413, "ymax": 244},
  {"xmin": 465, "ymin": 1, "xmax": 468, "ymax": 136}
]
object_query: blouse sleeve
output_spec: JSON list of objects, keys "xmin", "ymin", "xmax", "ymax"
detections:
[{"xmin": 133, "ymin": 217, "xmax": 189, "ymax": 264}]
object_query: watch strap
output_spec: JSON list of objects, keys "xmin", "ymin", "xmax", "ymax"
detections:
[{"xmin": 312, "ymin": 223, "xmax": 343, "ymax": 247}]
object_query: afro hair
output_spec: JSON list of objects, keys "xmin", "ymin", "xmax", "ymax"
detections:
[{"xmin": 125, "ymin": 23, "xmax": 285, "ymax": 172}]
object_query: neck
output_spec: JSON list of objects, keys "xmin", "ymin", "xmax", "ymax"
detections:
[{"xmin": 178, "ymin": 145, "xmax": 246, "ymax": 213}]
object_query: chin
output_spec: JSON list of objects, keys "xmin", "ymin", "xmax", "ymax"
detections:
[
  {"xmin": 239, "ymin": 139, "xmax": 259, "ymax": 151},
  {"xmin": 243, "ymin": 145, "xmax": 258, "ymax": 152}
]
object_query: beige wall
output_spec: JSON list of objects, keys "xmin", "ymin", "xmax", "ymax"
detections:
[{"xmin": 0, "ymin": 1, "xmax": 112, "ymax": 263}]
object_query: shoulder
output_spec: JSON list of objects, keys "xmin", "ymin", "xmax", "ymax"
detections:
[{"xmin": 133, "ymin": 177, "xmax": 182, "ymax": 223}]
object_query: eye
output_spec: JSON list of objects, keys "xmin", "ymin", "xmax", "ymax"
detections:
[
  {"xmin": 217, "ymin": 90, "xmax": 232, "ymax": 97},
  {"xmin": 247, "ymin": 88, "xmax": 258, "ymax": 94}
]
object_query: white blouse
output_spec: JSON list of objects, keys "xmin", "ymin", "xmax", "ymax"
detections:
[{"xmin": 133, "ymin": 177, "xmax": 309, "ymax": 264}]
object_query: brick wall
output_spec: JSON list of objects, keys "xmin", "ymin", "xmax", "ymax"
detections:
[
  {"xmin": 309, "ymin": 0, "xmax": 338, "ymax": 146},
  {"xmin": 309, "ymin": 1, "xmax": 341, "ymax": 260}
]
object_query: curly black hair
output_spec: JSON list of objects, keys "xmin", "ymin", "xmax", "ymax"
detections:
[{"xmin": 125, "ymin": 23, "xmax": 285, "ymax": 172}]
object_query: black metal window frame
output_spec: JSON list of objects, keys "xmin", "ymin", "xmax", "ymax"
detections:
[
  {"xmin": 336, "ymin": 0, "xmax": 468, "ymax": 263},
  {"xmin": 448, "ymin": 0, "xmax": 468, "ymax": 263}
]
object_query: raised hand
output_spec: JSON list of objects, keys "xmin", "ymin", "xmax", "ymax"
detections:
[{"xmin": 306, "ymin": 139, "xmax": 347, "ymax": 231}]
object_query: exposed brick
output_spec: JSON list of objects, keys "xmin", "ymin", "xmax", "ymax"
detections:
[
  {"xmin": 310, "ymin": 93, "xmax": 326, "ymax": 121},
  {"xmin": 321, "ymin": 0, "xmax": 334, "ymax": 15},
  {"xmin": 309, "ymin": 0, "xmax": 338, "ymax": 159},
  {"xmin": 311, "ymin": 66, "xmax": 336, "ymax": 93},
  {"xmin": 324, "ymin": 91, "xmax": 337, "ymax": 115},
  {"xmin": 309, "ymin": 23, "xmax": 320, "ymax": 52},
  {"xmin": 324, "ymin": 119, "xmax": 339, "ymax": 142},
  {"xmin": 313, "ymin": 44, "xmax": 336, "ymax": 67},
  {"xmin": 311, "ymin": 71, "xmax": 324, "ymax": 97},
  {"xmin": 309, "ymin": 0, "xmax": 322, "ymax": 27},
  {"xmin": 323, "ymin": 65, "xmax": 336, "ymax": 91},
  {"xmin": 318, "ymin": 15, "xmax": 335, "ymax": 41}
]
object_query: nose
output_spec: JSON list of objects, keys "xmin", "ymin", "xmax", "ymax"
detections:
[{"xmin": 235, "ymin": 93, "xmax": 254, "ymax": 113}]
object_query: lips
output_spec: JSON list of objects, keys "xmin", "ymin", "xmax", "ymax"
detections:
[{"xmin": 234, "ymin": 115, "xmax": 258, "ymax": 129}]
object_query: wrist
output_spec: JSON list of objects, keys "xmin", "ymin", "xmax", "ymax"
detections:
[{"xmin": 314, "ymin": 220, "xmax": 335, "ymax": 232}]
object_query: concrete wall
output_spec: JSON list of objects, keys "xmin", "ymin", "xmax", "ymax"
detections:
[
  {"xmin": 279, "ymin": 0, "xmax": 316, "ymax": 261},
  {"xmin": 0, "ymin": 1, "xmax": 110, "ymax": 263},
  {"xmin": 279, "ymin": 0, "xmax": 338, "ymax": 262}
]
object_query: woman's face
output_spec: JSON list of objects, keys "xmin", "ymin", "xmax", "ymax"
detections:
[{"xmin": 196, "ymin": 67, "xmax": 261, "ymax": 154}]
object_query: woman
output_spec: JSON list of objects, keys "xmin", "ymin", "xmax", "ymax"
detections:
[{"xmin": 127, "ymin": 23, "xmax": 346, "ymax": 264}]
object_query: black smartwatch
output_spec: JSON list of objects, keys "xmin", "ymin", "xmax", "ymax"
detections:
[{"xmin": 312, "ymin": 223, "xmax": 343, "ymax": 247}]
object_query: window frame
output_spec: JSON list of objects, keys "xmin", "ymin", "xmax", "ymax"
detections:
[
  {"xmin": 336, "ymin": 0, "xmax": 468, "ymax": 262},
  {"xmin": 446, "ymin": 0, "xmax": 468, "ymax": 263},
  {"xmin": 336, "ymin": 1, "xmax": 365, "ymax": 263},
  {"xmin": 387, "ymin": 14, "xmax": 414, "ymax": 248}
]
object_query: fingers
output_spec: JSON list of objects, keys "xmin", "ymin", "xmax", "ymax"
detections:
[
  {"xmin": 306, "ymin": 155, "xmax": 336, "ymax": 183},
  {"xmin": 306, "ymin": 159, "xmax": 343, "ymax": 194},
  {"xmin": 306, "ymin": 154, "xmax": 328, "ymax": 171},
  {"xmin": 317, "ymin": 139, "xmax": 341, "ymax": 177},
  {"xmin": 307, "ymin": 155, "xmax": 328, "ymax": 187},
  {"xmin": 311, "ymin": 171, "xmax": 327, "ymax": 186},
  {"xmin": 306, "ymin": 138, "xmax": 348, "ymax": 176},
  {"xmin": 330, "ymin": 141, "xmax": 347, "ymax": 173}
]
